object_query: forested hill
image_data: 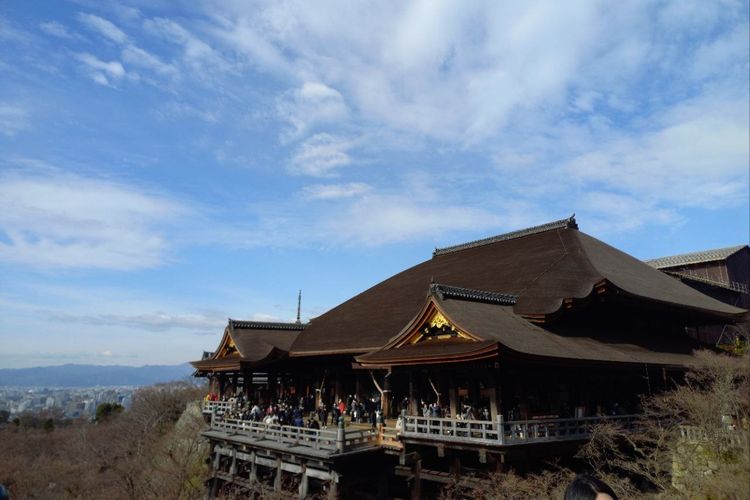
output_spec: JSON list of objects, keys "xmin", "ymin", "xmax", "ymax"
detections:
[{"xmin": 0, "ymin": 363, "xmax": 195, "ymax": 387}]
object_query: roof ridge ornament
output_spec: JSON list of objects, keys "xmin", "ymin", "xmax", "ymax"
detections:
[
  {"xmin": 429, "ymin": 283, "xmax": 518, "ymax": 305},
  {"xmin": 433, "ymin": 214, "xmax": 577, "ymax": 256}
]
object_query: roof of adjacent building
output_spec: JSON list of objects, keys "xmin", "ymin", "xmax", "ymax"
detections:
[
  {"xmin": 190, "ymin": 319, "xmax": 304, "ymax": 371},
  {"xmin": 291, "ymin": 218, "xmax": 745, "ymax": 356},
  {"xmin": 646, "ymin": 245, "xmax": 747, "ymax": 269}
]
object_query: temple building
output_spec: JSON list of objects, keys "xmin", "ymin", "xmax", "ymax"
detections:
[
  {"xmin": 646, "ymin": 245, "xmax": 749, "ymax": 347},
  {"xmin": 192, "ymin": 216, "xmax": 747, "ymax": 499}
]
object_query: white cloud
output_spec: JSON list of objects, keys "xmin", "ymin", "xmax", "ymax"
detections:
[
  {"xmin": 563, "ymin": 100, "xmax": 749, "ymax": 209},
  {"xmin": 277, "ymin": 82, "xmax": 349, "ymax": 138},
  {"xmin": 121, "ymin": 45, "xmax": 176, "ymax": 76},
  {"xmin": 78, "ymin": 13, "xmax": 128, "ymax": 44},
  {"xmin": 288, "ymin": 133, "xmax": 355, "ymax": 177},
  {"xmin": 319, "ymin": 194, "xmax": 504, "ymax": 246},
  {"xmin": 0, "ymin": 169, "xmax": 188, "ymax": 270},
  {"xmin": 75, "ymin": 52, "xmax": 126, "ymax": 85},
  {"xmin": 0, "ymin": 103, "xmax": 30, "ymax": 136},
  {"xmin": 143, "ymin": 17, "xmax": 228, "ymax": 73},
  {"xmin": 301, "ymin": 182, "xmax": 370, "ymax": 200},
  {"xmin": 39, "ymin": 21, "xmax": 80, "ymax": 40},
  {"xmin": 576, "ymin": 192, "xmax": 682, "ymax": 234},
  {"xmin": 47, "ymin": 310, "xmax": 225, "ymax": 332}
]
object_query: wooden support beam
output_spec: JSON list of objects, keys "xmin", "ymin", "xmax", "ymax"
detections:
[
  {"xmin": 249, "ymin": 451, "xmax": 257, "ymax": 483},
  {"xmin": 274, "ymin": 458, "xmax": 282, "ymax": 491},
  {"xmin": 449, "ymin": 376, "xmax": 457, "ymax": 419},
  {"xmin": 229, "ymin": 448, "xmax": 237, "ymax": 475},
  {"xmin": 399, "ymin": 451, "xmax": 420, "ymax": 466},
  {"xmin": 298, "ymin": 463, "xmax": 308, "ymax": 500},
  {"xmin": 411, "ymin": 458, "xmax": 422, "ymax": 500},
  {"xmin": 329, "ymin": 471, "xmax": 340, "ymax": 499},
  {"xmin": 450, "ymin": 455, "xmax": 461, "ymax": 480}
]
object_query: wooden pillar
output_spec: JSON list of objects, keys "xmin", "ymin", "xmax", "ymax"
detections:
[
  {"xmin": 355, "ymin": 373, "xmax": 362, "ymax": 400},
  {"xmin": 249, "ymin": 451, "xmax": 257, "ymax": 483},
  {"xmin": 274, "ymin": 458, "xmax": 282, "ymax": 491},
  {"xmin": 229, "ymin": 449, "xmax": 237, "ymax": 475},
  {"xmin": 470, "ymin": 377, "xmax": 481, "ymax": 410},
  {"xmin": 382, "ymin": 372, "xmax": 391, "ymax": 419},
  {"xmin": 209, "ymin": 477, "xmax": 219, "ymax": 499},
  {"xmin": 408, "ymin": 371, "xmax": 417, "ymax": 415},
  {"xmin": 244, "ymin": 370, "xmax": 253, "ymax": 399},
  {"xmin": 450, "ymin": 455, "xmax": 461, "ymax": 480},
  {"xmin": 377, "ymin": 454, "xmax": 390, "ymax": 499},
  {"xmin": 489, "ymin": 367, "xmax": 502, "ymax": 421},
  {"xmin": 268, "ymin": 372, "xmax": 277, "ymax": 403},
  {"xmin": 449, "ymin": 376, "xmax": 457, "ymax": 419},
  {"xmin": 279, "ymin": 372, "xmax": 286, "ymax": 400},
  {"xmin": 232, "ymin": 373, "xmax": 239, "ymax": 396},
  {"xmin": 218, "ymin": 373, "xmax": 226, "ymax": 397},
  {"xmin": 298, "ymin": 463, "xmax": 308, "ymax": 499},
  {"xmin": 411, "ymin": 458, "xmax": 422, "ymax": 500},
  {"xmin": 334, "ymin": 372, "xmax": 343, "ymax": 406},
  {"xmin": 315, "ymin": 372, "xmax": 323, "ymax": 409},
  {"xmin": 329, "ymin": 471, "xmax": 340, "ymax": 499}
]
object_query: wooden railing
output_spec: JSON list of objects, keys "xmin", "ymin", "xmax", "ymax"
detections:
[
  {"xmin": 202, "ymin": 400, "xmax": 233, "ymax": 414},
  {"xmin": 211, "ymin": 413, "xmax": 340, "ymax": 452},
  {"xmin": 208, "ymin": 412, "xmax": 380, "ymax": 454},
  {"xmin": 401, "ymin": 414, "xmax": 638, "ymax": 446}
]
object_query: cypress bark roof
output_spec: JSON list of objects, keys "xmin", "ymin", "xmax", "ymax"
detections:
[
  {"xmin": 357, "ymin": 294, "xmax": 699, "ymax": 367},
  {"xmin": 291, "ymin": 219, "xmax": 744, "ymax": 356},
  {"xmin": 190, "ymin": 319, "xmax": 303, "ymax": 371}
]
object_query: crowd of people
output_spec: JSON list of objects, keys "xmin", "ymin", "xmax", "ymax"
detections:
[{"xmin": 206, "ymin": 392, "xmax": 385, "ymax": 430}]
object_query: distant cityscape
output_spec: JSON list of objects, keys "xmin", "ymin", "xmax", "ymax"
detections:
[
  {"xmin": 0, "ymin": 386, "xmax": 135, "ymax": 420},
  {"xmin": 0, "ymin": 362, "xmax": 198, "ymax": 422}
]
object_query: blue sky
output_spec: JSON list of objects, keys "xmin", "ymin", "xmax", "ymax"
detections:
[{"xmin": 0, "ymin": 1, "xmax": 748, "ymax": 369}]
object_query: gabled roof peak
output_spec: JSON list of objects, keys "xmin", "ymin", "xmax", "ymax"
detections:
[
  {"xmin": 433, "ymin": 215, "xmax": 577, "ymax": 256},
  {"xmin": 229, "ymin": 319, "xmax": 306, "ymax": 331},
  {"xmin": 429, "ymin": 283, "xmax": 518, "ymax": 305}
]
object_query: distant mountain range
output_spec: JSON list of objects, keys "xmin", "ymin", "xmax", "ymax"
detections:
[{"xmin": 0, "ymin": 363, "xmax": 196, "ymax": 387}]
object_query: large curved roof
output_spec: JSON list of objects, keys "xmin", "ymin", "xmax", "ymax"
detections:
[
  {"xmin": 291, "ymin": 218, "xmax": 744, "ymax": 356},
  {"xmin": 357, "ymin": 292, "xmax": 699, "ymax": 367}
]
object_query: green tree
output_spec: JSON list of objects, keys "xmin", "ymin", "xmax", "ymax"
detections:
[
  {"xmin": 95, "ymin": 403, "xmax": 124, "ymax": 423},
  {"xmin": 43, "ymin": 418, "xmax": 54, "ymax": 432}
]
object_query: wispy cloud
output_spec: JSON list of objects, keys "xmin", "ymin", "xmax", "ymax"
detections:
[
  {"xmin": 0, "ymin": 103, "xmax": 30, "ymax": 136},
  {"xmin": 288, "ymin": 133, "xmax": 355, "ymax": 177},
  {"xmin": 75, "ymin": 52, "xmax": 126, "ymax": 85},
  {"xmin": 121, "ymin": 44, "xmax": 176, "ymax": 76},
  {"xmin": 318, "ymin": 194, "xmax": 505, "ymax": 246},
  {"xmin": 39, "ymin": 21, "xmax": 81, "ymax": 40},
  {"xmin": 46, "ymin": 310, "xmax": 225, "ymax": 332},
  {"xmin": 277, "ymin": 82, "xmax": 349, "ymax": 138},
  {"xmin": 78, "ymin": 12, "xmax": 128, "ymax": 44},
  {"xmin": 143, "ymin": 17, "xmax": 229, "ymax": 73},
  {"xmin": 301, "ymin": 182, "xmax": 370, "ymax": 200},
  {"xmin": 0, "ymin": 168, "xmax": 188, "ymax": 270}
]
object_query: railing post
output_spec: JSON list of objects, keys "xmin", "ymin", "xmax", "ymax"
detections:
[
  {"xmin": 500, "ymin": 416, "xmax": 504, "ymax": 440},
  {"xmin": 336, "ymin": 416, "xmax": 345, "ymax": 452}
]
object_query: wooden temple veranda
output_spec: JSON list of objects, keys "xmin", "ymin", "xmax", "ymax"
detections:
[{"xmin": 191, "ymin": 216, "xmax": 747, "ymax": 499}]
